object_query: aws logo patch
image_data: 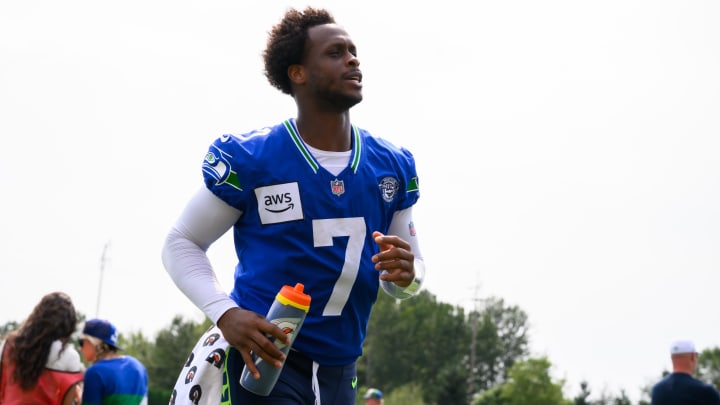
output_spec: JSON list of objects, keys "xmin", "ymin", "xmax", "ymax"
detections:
[{"xmin": 254, "ymin": 182, "xmax": 304, "ymax": 224}]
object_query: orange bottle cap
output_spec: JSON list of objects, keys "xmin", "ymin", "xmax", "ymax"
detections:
[{"xmin": 277, "ymin": 283, "xmax": 311, "ymax": 311}]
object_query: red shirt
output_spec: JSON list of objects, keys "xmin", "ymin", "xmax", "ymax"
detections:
[{"xmin": 1, "ymin": 339, "xmax": 83, "ymax": 405}]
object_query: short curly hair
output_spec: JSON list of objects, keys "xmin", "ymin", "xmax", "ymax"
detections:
[{"xmin": 263, "ymin": 7, "xmax": 335, "ymax": 95}]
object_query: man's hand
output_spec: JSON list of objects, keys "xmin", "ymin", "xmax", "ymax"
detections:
[
  {"xmin": 216, "ymin": 307, "xmax": 290, "ymax": 379},
  {"xmin": 372, "ymin": 231, "xmax": 415, "ymax": 288}
]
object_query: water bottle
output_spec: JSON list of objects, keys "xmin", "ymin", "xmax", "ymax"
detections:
[{"xmin": 239, "ymin": 283, "xmax": 311, "ymax": 396}]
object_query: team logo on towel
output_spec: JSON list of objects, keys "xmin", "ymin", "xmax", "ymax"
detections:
[
  {"xmin": 184, "ymin": 352, "xmax": 194, "ymax": 367},
  {"xmin": 203, "ymin": 333, "xmax": 221, "ymax": 346},
  {"xmin": 189, "ymin": 385, "xmax": 202, "ymax": 404},
  {"xmin": 205, "ymin": 348, "xmax": 226, "ymax": 369},
  {"xmin": 185, "ymin": 365, "xmax": 197, "ymax": 384}
]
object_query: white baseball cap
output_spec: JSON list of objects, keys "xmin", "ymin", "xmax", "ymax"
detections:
[{"xmin": 670, "ymin": 340, "xmax": 697, "ymax": 355}]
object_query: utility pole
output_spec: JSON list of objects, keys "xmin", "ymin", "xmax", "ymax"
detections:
[
  {"xmin": 96, "ymin": 241, "xmax": 110, "ymax": 318},
  {"xmin": 467, "ymin": 284, "xmax": 483, "ymax": 405},
  {"xmin": 468, "ymin": 311, "xmax": 477, "ymax": 404}
]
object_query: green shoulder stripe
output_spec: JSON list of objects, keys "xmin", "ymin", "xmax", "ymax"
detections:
[{"xmin": 406, "ymin": 176, "xmax": 419, "ymax": 192}]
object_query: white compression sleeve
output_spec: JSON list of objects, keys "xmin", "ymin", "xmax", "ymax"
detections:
[
  {"xmin": 386, "ymin": 207, "xmax": 423, "ymax": 261},
  {"xmin": 381, "ymin": 207, "xmax": 426, "ymax": 298},
  {"xmin": 161, "ymin": 187, "xmax": 243, "ymax": 324}
]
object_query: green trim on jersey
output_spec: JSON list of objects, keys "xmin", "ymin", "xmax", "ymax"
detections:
[
  {"xmin": 350, "ymin": 125, "xmax": 361, "ymax": 173},
  {"xmin": 406, "ymin": 176, "xmax": 419, "ymax": 192},
  {"xmin": 284, "ymin": 120, "xmax": 319, "ymax": 173},
  {"xmin": 284, "ymin": 119, "xmax": 362, "ymax": 174}
]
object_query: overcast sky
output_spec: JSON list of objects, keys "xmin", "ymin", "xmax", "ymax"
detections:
[{"xmin": 1, "ymin": 0, "xmax": 719, "ymax": 402}]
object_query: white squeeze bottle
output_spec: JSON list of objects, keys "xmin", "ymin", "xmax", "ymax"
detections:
[{"xmin": 239, "ymin": 283, "xmax": 311, "ymax": 396}]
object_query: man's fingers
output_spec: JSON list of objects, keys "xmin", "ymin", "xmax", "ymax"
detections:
[{"xmin": 240, "ymin": 350, "xmax": 260, "ymax": 380}]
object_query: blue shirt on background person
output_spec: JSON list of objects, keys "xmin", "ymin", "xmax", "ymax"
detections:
[{"xmin": 651, "ymin": 340, "xmax": 720, "ymax": 405}]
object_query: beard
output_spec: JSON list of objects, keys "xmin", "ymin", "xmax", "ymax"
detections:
[{"xmin": 312, "ymin": 83, "xmax": 363, "ymax": 112}]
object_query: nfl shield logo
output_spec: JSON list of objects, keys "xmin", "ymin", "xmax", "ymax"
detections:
[{"xmin": 331, "ymin": 179, "xmax": 345, "ymax": 196}]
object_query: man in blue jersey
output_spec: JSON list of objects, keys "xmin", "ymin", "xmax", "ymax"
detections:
[
  {"xmin": 79, "ymin": 319, "xmax": 149, "ymax": 405},
  {"xmin": 162, "ymin": 6, "xmax": 425, "ymax": 405},
  {"xmin": 651, "ymin": 340, "xmax": 720, "ymax": 405}
]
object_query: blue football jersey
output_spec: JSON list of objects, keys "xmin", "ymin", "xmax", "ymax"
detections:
[
  {"xmin": 202, "ymin": 119, "xmax": 420, "ymax": 365},
  {"xmin": 82, "ymin": 356, "xmax": 148, "ymax": 405}
]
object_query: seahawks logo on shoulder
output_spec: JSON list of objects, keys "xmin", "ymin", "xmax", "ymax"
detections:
[{"xmin": 203, "ymin": 146, "xmax": 242, "ymax": 191}]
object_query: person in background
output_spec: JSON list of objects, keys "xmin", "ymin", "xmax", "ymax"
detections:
[
  {"xmin": 78, "ymin": 318, "xmax": 148, "ymax": 405},
  {"xmin": 0, "ymin": 291, "xmax": 84, "ymax": 405},
  {"xmin": 364, "ymin": 387, "xmax": 384, "ymax": 405},
  {"xmin": 162, "ymin": 6, "xmax": 424, "ymax": 404},
  {"xmin": 651, "ymin": 340, "xmax": 720, "ymax": 405}
]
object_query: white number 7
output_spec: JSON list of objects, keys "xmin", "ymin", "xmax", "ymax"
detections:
[{"xmin": 312, "ymin": 217, "xmax": 367, "ymax": 316}]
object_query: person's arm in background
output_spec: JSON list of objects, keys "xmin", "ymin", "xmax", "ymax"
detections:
[{"xmin": 62, "ymin": 381, "xmax": 82, "ymax": 405}]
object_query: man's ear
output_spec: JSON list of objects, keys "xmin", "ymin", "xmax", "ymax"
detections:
[{"xmin": 288, "ymin": 64, "xmax": 305, "ymax": 85}]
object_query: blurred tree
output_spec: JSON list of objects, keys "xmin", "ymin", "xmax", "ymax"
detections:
[
  {"xmin": 573, "ymin": 381, "xmax": 592, "ymax": 405},
  {"xmin": 590, "ymin": 389, "xmax": 639, "ymax": 405},
  {"xmin": 697, "ymin": 347, "xmax": 720, "ymax": 389},
  {"xmin": 360, "ymin": 290, "xmax": 469, "ymax": 404},
  {"xmin": 360, "ymin": 291, "xmax": 530, "ymax": 405},
  {"xmin": 611, "ymin": 390, "xmax": 632, "ymax": 405},
  {"xmin": 430, "ymin": 358, "xmax": 472, "ymax": 405},
  {"xmin": 117, "ymin": 330, "xmax": 153, "ymax": 366},
  {"xmin": 471, "ymin": 297, "xmax": 529, "ymax": 392},
  {"xmin": 472, "ymin": 385, "xmax": 504, "ymax": 405},
  {"xmin": 500, "ymin": 357, "xmax": 570, "ymax": 405},
  {"xmin": 636, "ymin": 380, "xmax": 653, "ymax": 405},
  {"xmin": 384, "ymin": 382, "xmax": 428, "ymax": 405},
  {"xmin": 473, "ymin": 357, "xmax": 570, "ymax": 405}
]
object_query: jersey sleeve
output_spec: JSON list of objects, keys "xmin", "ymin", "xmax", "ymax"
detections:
[
  {"xmin": 397, "ymin": 145, "xmax": 420, "ymax": 211},
  {"xmin": 81, "ymin": 367, "xmax": 103, "ymax": 405},
  {"xmin": 372, "ymin": 133, "xmax": 420, "ymax": 212},
  {"xmin": 201, "ymin": 133, "xmax": 254, "ymax": 212}
]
